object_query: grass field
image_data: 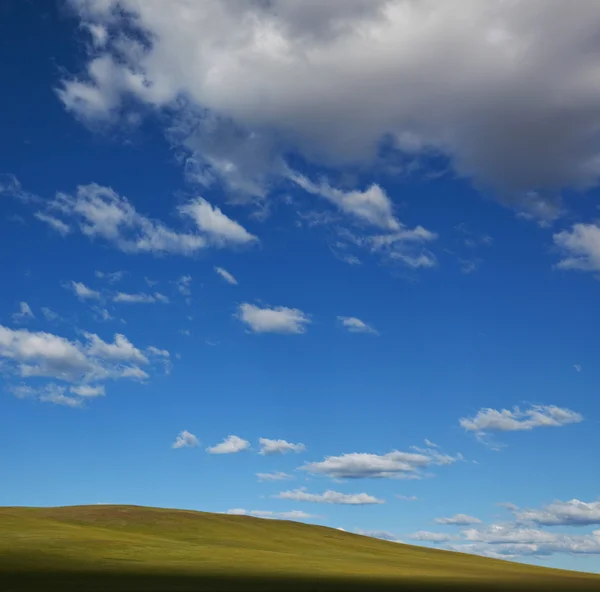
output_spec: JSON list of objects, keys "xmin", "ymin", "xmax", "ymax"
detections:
[{"xmin": 1, "ymin": 505, "xmax": 599, "ymax": 591}]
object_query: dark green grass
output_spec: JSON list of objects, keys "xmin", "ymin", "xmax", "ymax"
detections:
[{"xmin": 1, "ymin": 505, "xmax": 598, "ymax": 591}]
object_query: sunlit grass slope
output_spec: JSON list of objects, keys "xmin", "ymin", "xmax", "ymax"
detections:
[{"xmin": 1, "ymin": 505, "xmax": 599, "ymax": 591}]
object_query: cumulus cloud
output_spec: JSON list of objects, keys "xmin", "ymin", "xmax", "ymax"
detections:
[
  {"xmin": 35, "ymin": 183, "xmax": 255, "ymax": 256},
  {"xmin": 68, "ymin": 281, "xmax": 101, "ymax": 301},
  {"xmin": 58, "ymin": 0, "xmax": 600, "ymax": 221},
  {"xmin": 554, "ymin": 223, "xmax": 600, "ymax": 272},
  {"xmin": 214, "ymin": 266, "xmax": 237, "ymax": 285},
  {"xmin": 407, "ymin": 531, "xmax": 456, "ymax": 543},
  {"xmin": 12, "ymin": 302, "xmax": 34, "ymax": 323},
  {"xmin": 337, "ymin": 316, "xmax": 378, "ymax": 335},
  {"xmin": 0, "ymin": 325, "xmax": 165, "ymax": 402},
  {"xmin": 302, "ymin": 447, "xmax": 459, "ymax": 479},
  {"xmin": 84, "ymin": 332, "xmax": 148, "ymax": 365},
  {"xmin": 459, "ymin": 405, "xmax": 583, "ymax": 436},
  {"xmin": 206, "ymin": 435, "xmax": 250, "ymax": 454},
  {"xmin": 510, "ymin": 499, "xmax": 600, "ymax": 527},
  {"xmin": 256, "ymin": 471, "xmax": 294, "ymax": 482},
  {"xmin": 275, "ymin": 487, "xmax": 383, "ymax": 505},
  {"xmin": 172, "ymin": 430, "xmax": 200, "ymax": 449},
  {"xmin": 69, "ymin": 384, "xmax": 105, "ymax": 397},
  {"xmin": 226, "ymin": 509, "xmax": 317, "ymax": 521},
  {"xmin": 10, "ymin": 383, "xmax": 83, "ymax": 408},
  {"xmin": 237, "ymin": 303, "xmax": 311, "ymax": 334},
  {"xmin": 435, "ymin": 514, "xmax": 482, "ymax": 526},
  {"xmin": 258, "ymin": 438, "xmax": 306, "ymax": 455}
]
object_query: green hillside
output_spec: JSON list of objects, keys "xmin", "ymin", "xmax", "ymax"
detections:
[{"xmin": 0, "ymin": 505, "xmax": 598, "ymax": 591}]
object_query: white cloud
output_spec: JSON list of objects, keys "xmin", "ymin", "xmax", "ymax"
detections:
[
  {"xmin": 113, "ymin": 292, "xmax": 167, "ymax": 304},
  {"xmin": 435, "ymin": 514, "xmax": 482, "ymax": 526},
  {"xmin": 289, "ymin": 171, "xmax": 400, "ymax": 231},
  {"xmin": 237, "ymin": 303, "xmax": 311, "ymax": 334},
  {"xmin": 396, "ymin": 495, "xmax": 418, "ymax": 501},
  {"xmin": 511, "ymin": 499, "xmax": 600, "ymax": 527},
  {"xmin": 574, "ymin": 364, "xmax": 582, "ymax": 372},
  {"xmin": 84, "ymin": 332, "xmax": 148, "ymax": 365},
  {"xmin": 58, "ymin": 0, "xmax": 600, "ymax": 220},
  {"xmin": 147, "ymin": 346, "xmax": 170, "ymax": 358},
  {"xmin": 554, "ymin": 224, "xmax": 600, "ymax": 272},
  {"xmin": 275, "ymin": 487, "xmax": 383, "ymax": 505},
  {"xmin": 85, "ymin": 23, "xmax": 108, "ymax": 48},
  {"xmin": 226, "ymin": 509, "xmax": 317, "ymax": 521},
  {"xmin": 256, "ymin": 471, "xmax": 294, "ymax": 482},
  {"xmin": 214, "ymin": 266, "xmax": 237, "ymax": 285},
  {"xmin": 172, "ymin": 430, "xmax": 200, "ymax": 449},
  {"xmin": 206, "ymin": 435, "xmax": 250, "ymax": 454},
  {"xmin": 34, "ymin": 212, "xmax": 71, "ymax": 236},
  {"xmin": 0, "ymin": 325, "xmax": 164, "ymax": 401},
  {"xmin": 69, "ymin": 384, "xmax": 105, "ymax": 397},
  {"xmin": 258, "ymin": 438, "xmax": 306, "ymax": 455},
  {"xmin": 302, "ymin": 447, "xmax": 459, "ymax": 480},
  {"xmin": 12, "ymin": 302, "xmax": 34, "ymax": 323},
  {"xmin": 69, "ymin": 281, "xmax": 101, "ymax": 301},
  {"xmin": 337, "ymin": 316, "xmax": 378, "ymax": 335},
  {"xmin": 38, "ymin": 183, "xmax": 255, "ymax": 256},
  {"xmin": 459, "ymin": 405, "xmax": 583, "ymax": 435},
  {"xmin": 179, "ymin": 198, "xmax": 257, "ymax": 246},
  {"xmin": 424, "ymin": 439, "xmax": 438, "ymax": 448},
  {"xmin": 407, "ymin": 531, "xmax": 456, "ymax": 543},
  {"xmin": 11, "ymin": 383, "xmax": 83, "ymax": 408}
]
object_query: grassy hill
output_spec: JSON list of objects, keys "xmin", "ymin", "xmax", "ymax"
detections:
[{"xmin": 1, "ymin": 505, "xmax": 599, "ymax": 591}]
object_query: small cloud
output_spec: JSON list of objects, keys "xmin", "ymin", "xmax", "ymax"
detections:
[
  {"xmin": 172, "ymin": 430, "xmax": 200, "ymax": 449},
  {"xmin": 275, "ymin": 487, "xmax": 384, "ymax": 505},
  {"xmin": 258, "ymin": 438, "xmax": 306, "ymax": 455},
  {"xmin": 12, "ymin": 302, "xmax": 34, "ymax": 323},
  {"xmin": 206, "ymin": 435, "xmax": 250, "ymax": 454},
  {"xmin": 424, "ymin": 439, "xmax": 438, "ymax": 448},
  {"xmin": 574, "ymin": 364, "xmax": 582, "ymax": 372},
  {"xmin": 215, "ymin": 266, "xmax": 238, "ymax": 285},
  {"xmin": 68, "ymin": 281, "xmax": 101, "ymax": 301},
  {"xmin": 337, "ymin": 316, "xmax": 378, "ymax": 335},
  {"xmin": 69, "ymin": 384, "xmax": 105, "ymax": 397},
  {"xmin": 237, "ymin": 303, "xmax": 311, "ymax": 334},
  {"xmin": 256, "ymin": 471, "xmax": 294, "ymax": 482},
  {"xmin": 435, "ymin": 514, "xmax": 482, "ymax": 526},
  {"xmin": 396, "ymin": 495, "xmax": 418, "ymax": 501}
]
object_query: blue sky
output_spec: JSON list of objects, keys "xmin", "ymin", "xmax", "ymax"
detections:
[{"xmin": 2, "ymin": 0, "xmax": 600, "ymax": 575}]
